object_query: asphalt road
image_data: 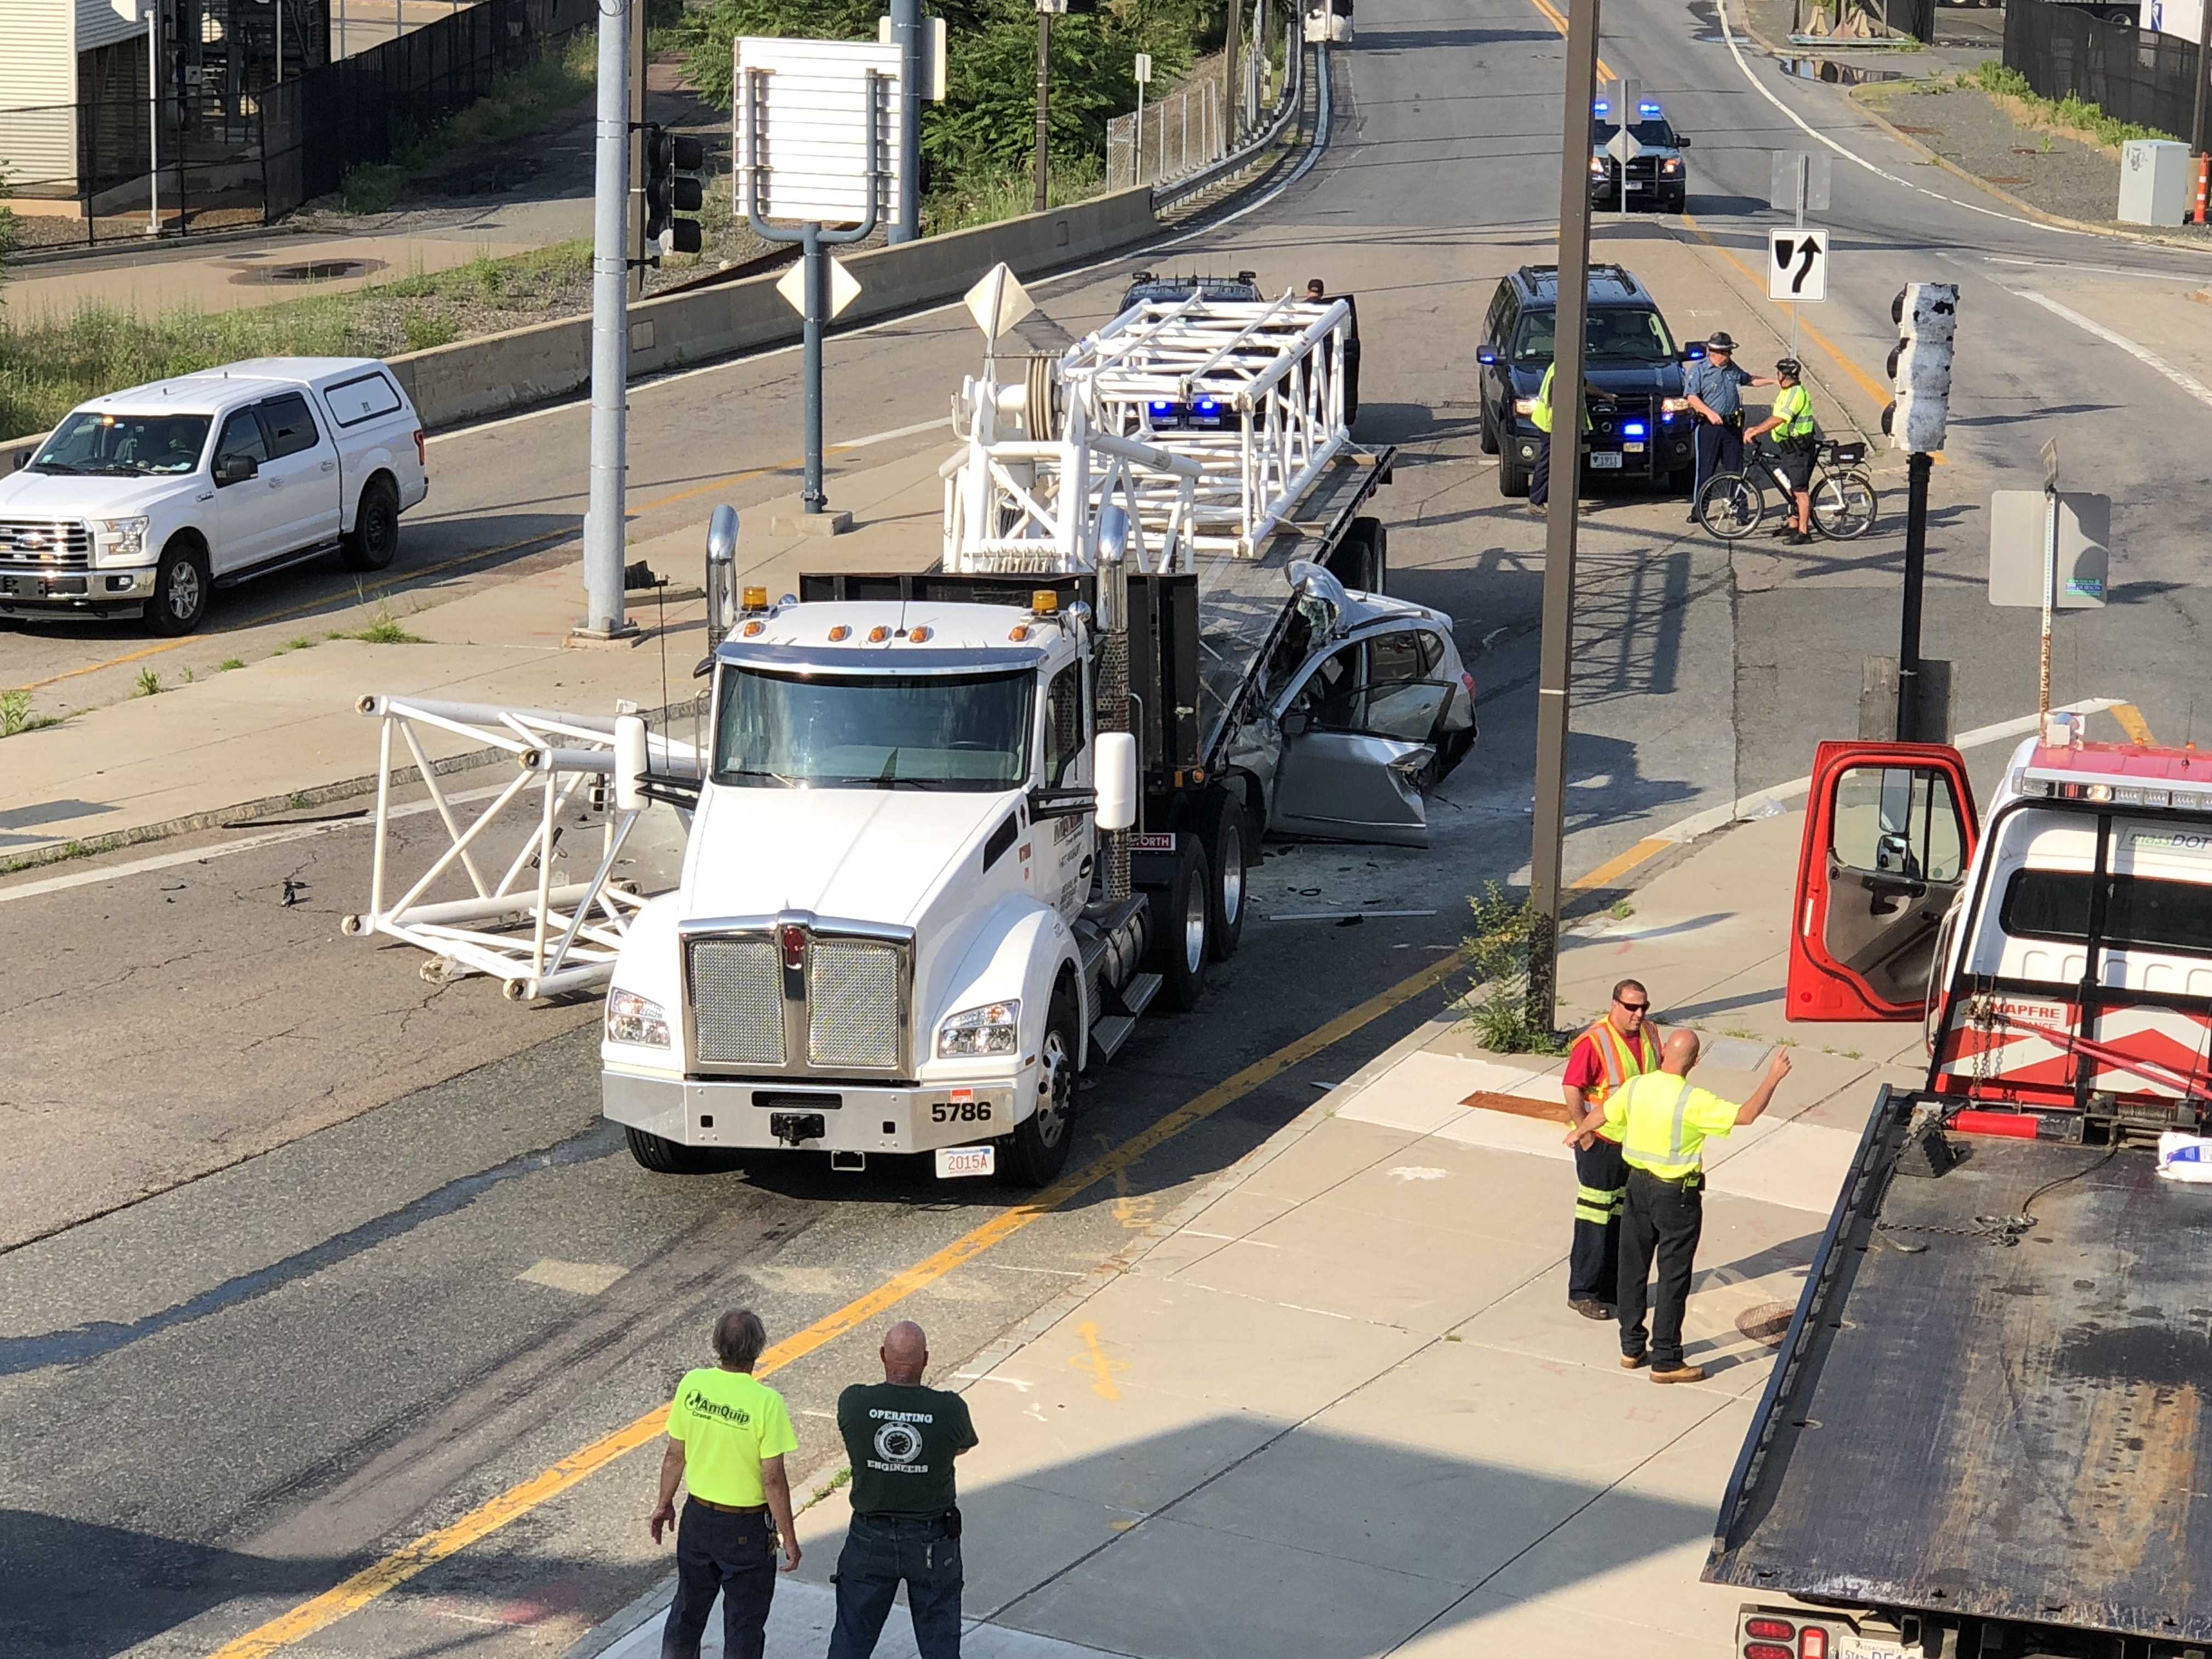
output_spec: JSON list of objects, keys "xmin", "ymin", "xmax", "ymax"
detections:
[{"xmin": 5, "ymin": 2, "xmax": 2211, "ymax": 1657}]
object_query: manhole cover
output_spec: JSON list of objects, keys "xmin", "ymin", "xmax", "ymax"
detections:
[{"xmin": 1736, "ymin": 1302, "xmax": 1795, "ymax": 1348}]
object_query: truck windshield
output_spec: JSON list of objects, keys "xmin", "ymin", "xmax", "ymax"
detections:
[
  {"xmin": 31, "ymin": 412, "xmax": 211, "ymax": 476},
  {"xmin": 714, "ymin": 665, "xmax": 1032, "ymax": 792},
  {"xmin": 1513, "ymin": 308, "xmax": 1679, "ymax": 364}
]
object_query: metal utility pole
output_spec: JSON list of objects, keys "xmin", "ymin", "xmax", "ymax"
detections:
[
  {"xmin": 580, "ymin": 0, "xmax": 635, "ymax": 639},
  {"xmin": 1527, "ymin": 0, "xmax": 1602, "ymax": 1037},
  {"xmin": 1790, "ymin": 151, "xmax": 1808, "ymax": 359},
  {"xmin": 1033, "ymin": 0, "xmax": 1054, "ymax": 212},
  {"xmin": 889, "ymin": 0, "xmax": 923, "ymax": 240},
  {"xmin": 2037, "ymin": 437, "xmax": 2060, "ymax": 719},
  {"xmin": 1223, "ymin": 0, "xmax": 1241, "ymax": 148},
  {"xmin": 1895, "ymin": 452, "xmax": 1932, "ymax": 741},
  {"xmin": 628, "ymin": 1, "xmax": 647, "ymax": 300},
  {"xmin": 148, "ymin": 8, "xmax": 160, "ymax": 237},
  {"xmin": 2193, "ymin": 0, "xmax": 2210, "ymax": 161}
]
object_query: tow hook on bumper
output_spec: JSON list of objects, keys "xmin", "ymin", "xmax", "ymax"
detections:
[{"xmin": 770, "ymin": 1110, "xmax": 827, "ymax": 1146}]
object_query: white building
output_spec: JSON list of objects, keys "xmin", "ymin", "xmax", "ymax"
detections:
[{"xmin": 0, "ymin": 0, "xmax": 156, "ymax": 196}]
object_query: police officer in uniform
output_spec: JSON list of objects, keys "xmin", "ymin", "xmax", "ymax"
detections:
[
  {"xmin": 650, "ymin": 1309, "xmax": 802, "ymax": 1659},
  {"xmin": 1570, "ymin": 1034, "xmax": 1792, "ymax": 1383},
  {"xmin": 829, "ymin": 1321, "xmax": 979, "ymax": 1659},
  {"xmin": 1681, "ymin": 332, "xmax": 1775, "ymax": 518},
  {"xmin": 1745, "ymin": 358, "xmax": 1819, "ymax": 543},
  {"xmin": 1558, "ymin": 978, "xmax": 1665, "ymax": 1320}
]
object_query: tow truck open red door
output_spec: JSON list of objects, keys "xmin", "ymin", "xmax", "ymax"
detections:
[{"xmin": 1787, "ymin": 741, "xmax": 1980, "ymax": 1022}]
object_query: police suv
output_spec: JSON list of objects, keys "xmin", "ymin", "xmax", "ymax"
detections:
[{"xmin": 1589, "ymin": 98, "xmax": 1690, "ymax": 213}]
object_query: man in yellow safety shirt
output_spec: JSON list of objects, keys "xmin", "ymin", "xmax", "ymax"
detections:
[
  {"xmin": 1743, "ymin": 357, "xmax": 1818, "ymax": 544},
  {"xmin": 1558, "ymin": 978, "xmax": 1665, "ymax": 1321},
  {"xmin": 650, "ymin": 1308, "xmax": 803, "ymax": 1659},
  {"xmin": 1527, "ymin": 362, "xmax": 1612, "ymax": 515},
  {"xmin": 1570, "ymin": 1032, "xmax": 1792, "ymax": 1383}
]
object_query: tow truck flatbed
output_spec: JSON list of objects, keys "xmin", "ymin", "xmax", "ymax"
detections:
[{"xmin": 1707, "ymin": 1085, "xmax": 2212, "ymax": 1644}]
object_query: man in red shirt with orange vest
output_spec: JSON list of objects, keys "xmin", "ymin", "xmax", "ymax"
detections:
[{"xmin": 1558, "ymin": 978, "xmax": 1664, "ymax": 1320}]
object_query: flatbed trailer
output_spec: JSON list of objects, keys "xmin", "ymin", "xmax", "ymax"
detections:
[{"xmin": 1708, "ymin": 1082, "xmax": 2212, "ymax": 1649}]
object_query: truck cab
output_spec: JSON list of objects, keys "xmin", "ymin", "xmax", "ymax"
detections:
[{"xmin": 602, "ymin": 590, "xmax": 1146, "ymax": 1189}]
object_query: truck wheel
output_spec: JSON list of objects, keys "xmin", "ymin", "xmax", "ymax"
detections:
[
  {"xmin": 146, "ymin": 538, "xmax": 211, "ymax": 636},
  {"xmin": 342, "ymin": 476, "xmax": 400, "ymax": 572},
  {"xmin": 1199, "ymin": 790, "xmax": 1250, "ymax": 962},
  {"xmin": 1003, "ymin": 989, "xmax": 1078, "ymax": 1187},
  {"xmin": 1148, "ymin": 838, "xmax": 1212, "ymax": 1011},
  {"xmin": 1479, "ymin": 404, "xmax": 1500, "ymax": 455},
  {"xmin": 624, "ymin": 1125, "xmax": 716, "ymax": 1174},
  {"xmin": 1500, "ymin": 456, "xmax": 1532, "ymax": 499},
  {"xmin": 1327, "ymin": 516, "xmax": 1386, "ymax": 592}
]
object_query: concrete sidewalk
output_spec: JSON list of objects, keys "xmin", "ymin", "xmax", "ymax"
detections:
[
  {"xmin": 0, "ymin": 445, "xmax": 947, "ymax": 864},
  {"xmin": 572, "ymin": 805, "xmax": 1924, "ymax": 1659}
]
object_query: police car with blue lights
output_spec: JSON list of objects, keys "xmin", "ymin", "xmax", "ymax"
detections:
[{"xmin": 1589, "ymin": 98, "xmax": 1689, "ymax": 213}]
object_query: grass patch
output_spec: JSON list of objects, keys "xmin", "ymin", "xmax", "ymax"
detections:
[
  {"xmin": 133, "ymin": 668, "xmax": 162, "ymax": 697},
  {"xmin": 217, "ymin": 657, "xmax": 245, "ymax": 672},
  {"xmin": 1609, "ymin": 898, "xmax": 1634, "ymax": 921},
  {"xmin": 921, "ymin": 156, "xmax": 1108, "ymax": 238},
  {"xmin": 1, "ymin": 688, "xmax": 64, "ymax": 737},
  {"xmin": 339, "ymin": 162, "xmax": 405, "ymax": 215},
  {"xmin": 353, "ymin": 604, "xmax": 425, "ymax": 644},
  {"xmin": 1459, "ymin": 882, "xmax": 1570, "ymax": 1056},
  {"xmin": 1965, "ymin": 60, "xmax": 2177, "ymax": 149},
  {"xmin": 281, "ymin": 636, "xmax": 319, "ymax": 652}
]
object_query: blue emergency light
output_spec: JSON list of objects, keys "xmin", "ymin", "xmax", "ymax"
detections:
[
  {"xmin": 1622, "ymin": 421, "xmax": 1647, "ymax": 438},
  {"xmin": 1639, "ymin": 100, "xmax": 1662, "ymax": 116},
  {"xmin": 1593, "ymin": 100, "xmax": 1609, "ymax": 115}
]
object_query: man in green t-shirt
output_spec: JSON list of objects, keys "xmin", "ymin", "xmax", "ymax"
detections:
[
  {"xmin": 828, "ymin": 1321, "xmax": 979, "ymax": 1659},
  {"xmin": 650, "ymin": 1309, "xmax": 801, "ymax": 1659}
]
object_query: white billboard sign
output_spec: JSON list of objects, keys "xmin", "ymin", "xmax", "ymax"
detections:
[
  {"xmin": 735, "ymin": 38, "xmax": 902, "ymax": 228},
  {"xmin": 2148, "ymin": 0, "xmax": 2204, "ymax": 44}
]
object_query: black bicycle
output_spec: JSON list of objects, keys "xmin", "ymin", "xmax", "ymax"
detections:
[{"xmin": 1694, "ymin": 438, "xmax": 1878, "ymax": 540}]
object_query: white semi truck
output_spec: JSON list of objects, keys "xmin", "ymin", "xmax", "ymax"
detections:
[{"xmin": 594, "ymin": 278, "xmax": 1479, "ymax": 1186}]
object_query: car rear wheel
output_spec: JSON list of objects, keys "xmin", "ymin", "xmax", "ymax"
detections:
[
  {"xmin": 146, "ymin": 539, "xmax": 211, "ymax": 636},
  {"xmin": 341, "ymin": 476, "xmax": 400, "ymax": 572}
]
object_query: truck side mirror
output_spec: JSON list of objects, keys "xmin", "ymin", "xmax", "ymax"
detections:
[
  {"xmin": 214, "ymin": 453, "xmax": 259, "ymax": 486},
  {"xmin": 614, "ymin": 714, "xmax": 648, "ymax": 814},
  {"xmin": 1476, "ymin": 345, "xmax": 1498, "ymax": 365},
  {"xmin": 1095, "ymin": 731, "xmax": 1137, "ymax": 831}
]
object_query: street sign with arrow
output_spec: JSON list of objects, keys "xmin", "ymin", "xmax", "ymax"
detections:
[{"xmin": 1768, "ymin": 228, "xmax": 1829, "ymax": 303}]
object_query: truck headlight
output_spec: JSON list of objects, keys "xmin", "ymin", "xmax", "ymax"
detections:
[
  {"xmin": 1661, "ymin": 397, "xmax": 1690, "ymax": 413},
  {"xmin": 606, "ymin": 988, "xmax": 670, "ymax": 1047},
  {"xmin": 96, "ymin": 517, "xmax": 149, "ymax": 559},
  {"xmin": 1661, "ymin": 156, "xmax": 1683, "ymax": 174},
  {"xmin": 1588, "ymin": 155, "xmax": 1606, "ymax": 175},
  {"xmin": 937, "ymin": 999, "xmax": 1020, "ymax": 1058},
  {"xmin": 1513, "ymin": 397, "xmax": 1538, "ymax": 415}
]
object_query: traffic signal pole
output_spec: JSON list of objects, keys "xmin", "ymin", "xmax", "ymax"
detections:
[
  {"xmin": 1526, "ymin": 0, "xmax": 1602, "ymax": 1037},
  {"xmin": 1895, "ymin": 451, "xmax": 1931, "ymax": 742},
  {"xmin": 888, "ymin": 0, "xmax": 923, "ymax": 241},
  {"xmin": 1033, "ymin": 2, "xmax": 1053, "ymax": 212},
  {"xmin": 580, "ymin": 0, "xmax": 633, "ymax": 640}
]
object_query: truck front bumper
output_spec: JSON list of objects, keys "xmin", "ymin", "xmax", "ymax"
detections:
[
  {"xmin": 0, "ymin": 566, "xmax": 156, "ymax": 617},
  {"xmin": 604, "ymin": 1068, "xmax": 1023, "ymax": 1157}
]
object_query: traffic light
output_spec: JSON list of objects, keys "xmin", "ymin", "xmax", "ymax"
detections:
[
  {"xmin": 643, "ymin": 124, "xmax": 705, "ymax": 257},
  {"xmin": 1881, "ymin": 281, "xmax": 1959, "ymax": 454}
]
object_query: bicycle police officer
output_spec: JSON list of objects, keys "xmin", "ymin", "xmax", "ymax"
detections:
[
  {"xmin": 1681, "ymin": 332, "xmax": 1775, "ymax": 520},
  {"xmin": 1745, "ymin": 358, "xmax": 1819, "ymax": 545}
]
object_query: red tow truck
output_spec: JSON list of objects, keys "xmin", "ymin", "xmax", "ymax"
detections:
[{"xmin": 1707, "ymin": 718, "xmax": 2212, "ymax": 1659}]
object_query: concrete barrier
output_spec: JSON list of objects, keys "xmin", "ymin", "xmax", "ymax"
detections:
[
  {"xmin": 388, "ymin": 188, "xmax": 1163, "ymax": 431},
  {"xmin": 0, "ymin": 188, "xmax": 1162, "ymax": 450}
]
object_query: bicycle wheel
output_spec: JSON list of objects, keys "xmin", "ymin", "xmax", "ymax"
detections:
[
  {"xmin": 1695, "ymin": 472, "xmax": 1763, "ymax": 540},
  {"xmin": 1813, "ymin": 469, "xmax": 1878, "ymax": 540}
]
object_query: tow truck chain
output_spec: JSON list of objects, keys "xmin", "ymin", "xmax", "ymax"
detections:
[{"xmin": 1875, "ymin": 1213, "xmax": 2034, "ymax": 1248}]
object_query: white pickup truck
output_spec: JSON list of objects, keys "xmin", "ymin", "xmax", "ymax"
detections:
[{"xmin": 0, "ymin": 356, "xmax": 428, "ymax": 635}]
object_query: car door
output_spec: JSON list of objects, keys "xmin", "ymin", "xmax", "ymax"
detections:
[
  {"xmin": 1786, "ymin": 741, "xmax": 1981, "ymax": 1022},
  {"xmin": 1269, "ymin": 636, "xmax": 1451, "ymax": 847},
  {"xmin": 1039, "ymin": 659, "xmax": 1093, "ymax": 922},
  {"xmin": 253, "ymin": 391, "xmax": 341, "ymax": 552},
  {"xmin": 210, "ymin": 407, "xmax": 279, "ymax": 573}
]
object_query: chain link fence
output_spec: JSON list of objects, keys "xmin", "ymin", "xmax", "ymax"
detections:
[
  {"xmin": 2005, "ymin": 0, "xmax": 2202, "ymax": 141},
  {"xmin": 1107, "ymin": 80, "xmax": 1228, "ymax": 191}
]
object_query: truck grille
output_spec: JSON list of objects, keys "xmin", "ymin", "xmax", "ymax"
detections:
[
  {"xmin": 0, "ymin": 520, "xmax": 92, "ymax": 570},
  {"xmin": 807, "ymin": 940, "xmax": 902, "ymax": 1069},
  {"xmin": 685, "ymin": 923, "xmax": 912, "ymax": 1075},
  {"xmin": 689, "ymin": 936, "xmax": 786, "ymax": 1066}
]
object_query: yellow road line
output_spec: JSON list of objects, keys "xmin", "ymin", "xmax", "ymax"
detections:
[
  {"xmin": 1522, "ymin": 0, "xmax": 1616, "ymax": 89},
  {"xmin": 211, "ymin": 832, "xmax": 1686, "ymax": 1657},
  {"xmin": 2111, "ymin": 701, "xmax": 2154, "ymax": 745},
  {"xmin": 1073, "ymin": 1321, "xmax": 1126, "ymax": 1401}
]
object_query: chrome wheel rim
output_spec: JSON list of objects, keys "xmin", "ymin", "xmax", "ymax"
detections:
[
  {"xmin": 1219, "ymin": 821, "xmax": 1244, "ymax": 929},
  {"xmin": 1035, "ymin": 1027, "xmax": 1071, "ymax": 1148},
  {"xmin": 1184, "ymin": 872, "xmax": 1207, "ymax": 972},
  {"xmin": 166, "ymin": 558, "xmax": 201, "ymax": 620}
]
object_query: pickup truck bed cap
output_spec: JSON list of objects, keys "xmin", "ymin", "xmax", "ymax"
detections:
[
  {"xmin": 94, "ymin": 356, "xmax": 392, "ymax": 413},
  {"xmin": 1707, "ymin": 1091, "xmax": 2212, "ymax": 1641}
]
